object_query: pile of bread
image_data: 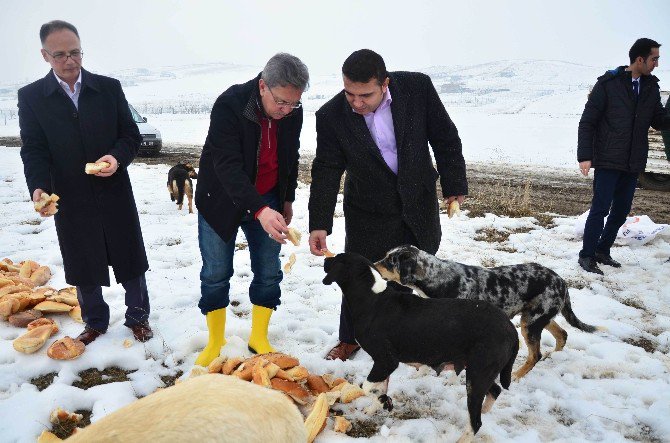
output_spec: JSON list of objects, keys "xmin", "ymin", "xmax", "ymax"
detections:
[
  {"xmin": 192, "ymin": 352, "xmax": 361, "ymax": 440},
  {"xmin": 1, "ymin": 258, "xmax": 85, "ymax": 360}
]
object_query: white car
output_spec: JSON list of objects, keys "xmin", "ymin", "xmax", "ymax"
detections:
[{"xmin": 129, "ymin": 103, "xmax": 162, "ymax": 155}]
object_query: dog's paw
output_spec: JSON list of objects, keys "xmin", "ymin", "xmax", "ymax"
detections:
[{"xmin": 379, "ymin": 394, "xmax": 393, "ymax": 411}]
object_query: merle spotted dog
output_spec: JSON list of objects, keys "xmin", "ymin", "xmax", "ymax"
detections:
[
  {"xmin": 167, "ymin": 162, "xmax": 198, "ymax": 213},
  {"xmin": 375, "ymin": 245, "xmax": 604, "ymax": 379}
]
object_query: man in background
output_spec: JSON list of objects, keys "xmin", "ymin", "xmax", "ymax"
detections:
[{"xmin": 578, "ymin": 38, "xmax": 670, "ymax": 274}]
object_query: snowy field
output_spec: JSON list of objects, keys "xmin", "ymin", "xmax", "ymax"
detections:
[
  {"xmin": 1, "ymin": 146, "xmax": 670, "ymax": 442},
  {"xmin": 1, "ymin": 60, "xmax": 668, "ymax": 170}
]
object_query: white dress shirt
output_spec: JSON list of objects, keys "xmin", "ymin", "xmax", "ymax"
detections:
[{"xmin": 53, "ymin": 70, "xmax": 82, "ymax": 109}]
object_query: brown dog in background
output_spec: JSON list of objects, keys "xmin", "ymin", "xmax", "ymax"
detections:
[{"xmin": 167, "ymin": 162, "xmax": 198, "ymax": 213}]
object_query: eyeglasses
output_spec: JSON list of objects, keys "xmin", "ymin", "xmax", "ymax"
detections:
[
  {"xmin": 44, "ymin": 49, "xmax": 83, "ymax": 63},
  {"xmin": 267, "ymin": 86, "xmax": 302, "ymax": 109}
]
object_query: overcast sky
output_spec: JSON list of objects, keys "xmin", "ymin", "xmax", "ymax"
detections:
[{"xmin": 2, "ymin": 0, "xmax": 670, "ymax": 85}]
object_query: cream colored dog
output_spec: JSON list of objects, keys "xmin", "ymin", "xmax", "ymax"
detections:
[{"xmin": 67, "ymin": 374, "xmax": 306, "ymax": 442}]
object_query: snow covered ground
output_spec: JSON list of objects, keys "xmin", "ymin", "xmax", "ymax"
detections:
[{"xmin": 1, "ymin": 146, "xmax": 670, "ymax": 442}]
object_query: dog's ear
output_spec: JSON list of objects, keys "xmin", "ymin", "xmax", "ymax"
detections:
[
  {"xmin": 397, "ymin": 250, "xmax": 424, "ymax": 282},
  {"xmin": 322, "ymin": 259, "xmax": 344, "ymax": 285}
]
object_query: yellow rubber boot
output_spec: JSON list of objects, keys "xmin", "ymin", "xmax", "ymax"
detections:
[
  {"xmin": 248, "ymin": 305, "xmax": 276, "ymax": 354},
  {"xmin": 195, "ymin": 308, "xmax": 226, "ymax": 366}
]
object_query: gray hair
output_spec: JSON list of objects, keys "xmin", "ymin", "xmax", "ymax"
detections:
[
  {"xmin": 40, "ymin": 20, "xmax": 80, "ymax": 45},
  {"xmin": 261, "ymin": 53, "xmax": 309, "ymax": 90}
]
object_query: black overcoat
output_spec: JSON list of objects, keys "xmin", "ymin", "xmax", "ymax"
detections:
[
  {"xmin": 195, "ymin": 74, "xmax": 302, "ymax": 242},
  {"xmin": 309, "ymin": 71, "xmax": 468, "ymax": 262},
  {"xmin": 577, "ymin": 66, "xmax": 670, "ymax": 172},
  {"xmin": 19, "ymin": 69, "xmax": 148, "ymax": 286}
]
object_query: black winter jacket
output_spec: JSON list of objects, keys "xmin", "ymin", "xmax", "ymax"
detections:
[
  {"xmin": 309, "ymin": 71, "xmax": 467, "ymax": 262},
  {"xmin": 195, "ymin": 74, "xmax": 302, "ymax": 242},
  {"xmin": 577, "ymin": 66, "xmax": 670, "ymax": 172}
]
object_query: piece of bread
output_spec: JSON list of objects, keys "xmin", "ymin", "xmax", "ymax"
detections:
[
  {"xmin": 13, "ymin": 324, "xmax": 53, "ymax": 353},
  {"xmin": 0, "ymin": 298, "xmax": 20, "ymax": 317},
  {"xmin": 33, "ymin": 300, "xmax": 74, "ymax": 313},
  {"xmin": 48, "ymin": 291, "xmax": 79, "ymax": 306},
  {"xmin": 221, "ymin": 357, "xmax": 244, "ymax": 375},
  {"xmin": 333, "ymin": 416, "xmax": 352, "ymax": 433},
  {"xmin": 321, "ymin": 248, "xmax": 335, "ymax": 257},
  {"xmin": 270, "ymin": 378, "xmax": 310, "ymax": 405},
  {"xmin": 207, "ymin": 356, "xmax": 226, "ymax": 374},
  {"xmin": 304, "ymin": 393, "xmax": 329, "ymax": 443},
  {"xmin": 306, "ymin": 374, "xmax": 330, "ymax": 394},
  {"xmin": 283, "ymin": 253, "xmax": 296, "ymax": 273},
  {"xmin": 69, "ymin": 306, "xmax": 83, "ymax": 323},
  {"xmin": 37, "ymin": 430, "xmax": 62, "ymax": 443},
  {"xmin": 286, "ymin": 227, "xmax": 302, "ymax": 246},
  {"xmin": 447, "ymin": 200, "xmax": 461, "ymax": 218},
  {"xmin": 252, "ymin": 359, "xmax": 272, "ymax": 388},
  {"xmin": 47, "ymin": 337, "xmax": 86, "ymax": 360},
  {"xmin": 8, "ymin": 309, "xmax": 42, "ymax": 327},
  {"xmin": 50, "ymin": 407, "xmax": 83, "ymax": 424},
  {"xmin": 34, "ymin": 193, "xmax": 60, "ymax": 215},
  {"xmin": 85, "ymin": 161, "xmax": 111, "ymax": 175},
  {"xmin": 339, "ymin": 383, "xmax": 365, "ymax": 403},
  {"xmin": 27, "ymin": 318, "xmax": 59, "ymax": 336},
  {"xmin": 284, "ymin": 365, "xmax": 309, "ymax": 381},
  {"xmin": 30, "ymin": 266, "xmax": 52, "ymax": 286}
]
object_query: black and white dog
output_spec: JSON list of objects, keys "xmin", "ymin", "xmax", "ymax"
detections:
[
  {"xmin": 167, "ymin": 162, "xmax": 198, "ymax": 213},
  {"xmin": 323, "ymin": 252, "xmax": 519, "ymax": 442},
  {"xmin": 375, "ymin": 245, "xmax": 604, "ymax": 379}
]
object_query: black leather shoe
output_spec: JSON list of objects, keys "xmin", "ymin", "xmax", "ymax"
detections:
[
  {"xmin": 578, "ymin": 256, "xmax": 604, "ymax": 275},
  {"xmin": 76, "ymin": 327, "xmax": 104, "ymax": 345},
  {"xmin": 595, "ymin": 252, "xmax": 621, "ymax": 268}
]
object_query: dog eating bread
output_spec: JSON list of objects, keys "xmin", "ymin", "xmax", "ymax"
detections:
[
  {"xmin": 84, "ymin": 161, "xmax": 110, "ymax": 175},
  {"xmin": 375, "ymin": 245, "xmax": 604, "ymax": 379},
  {"xmin": 323, "ymin": 252, "xmax": 519, "ymax": 441}
]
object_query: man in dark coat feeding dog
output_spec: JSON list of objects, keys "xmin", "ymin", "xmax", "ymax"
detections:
[
  {"xmin": 322, "ymin": 252, "xmax": 518, "ymax": 442},
  {"xmin": 19, "ymin": 20, "xmax": 153, "ymax": 345},
  {"xmin": 309, "ymin": 49, "xmax": 468, "ymax": 361}
]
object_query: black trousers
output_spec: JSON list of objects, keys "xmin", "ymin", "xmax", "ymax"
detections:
[
  {"xmin": 339, "ymin": 225, "xmax": 417, "ymax": 344},
  {"xmin": 76, "ymin": 274, "xmax": 150, "ymax": 332}
]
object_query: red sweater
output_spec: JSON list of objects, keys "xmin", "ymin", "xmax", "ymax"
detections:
[{"xmin": 254, "ymin": 116, "xmax": 278, "ymax": 218}]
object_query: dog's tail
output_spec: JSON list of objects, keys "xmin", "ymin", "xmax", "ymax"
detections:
[
  {"xmin": 561, "ymin": 293, "xmax": 603, "ymax": 333},
  {"xmin": 500, "ymin": 338, "xmax": 518, "ymax": 390}
]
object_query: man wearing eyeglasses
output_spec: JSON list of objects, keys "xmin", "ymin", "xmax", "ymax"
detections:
[
  {"xmin": 18, "ymin": 20, "xmax": 153, "ymax": 346},
  {"xmin": 194, "ymin": 53, "xmax": 309, "ymax": 365},
  {"xmin": 308, "ymin": 49, "xmax": 468, "ymax": 361}
]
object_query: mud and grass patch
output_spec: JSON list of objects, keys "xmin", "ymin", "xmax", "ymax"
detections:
[
  {"xmin": 348, "ymin": 419, "xmax": 381, "ymax": 438},
  {"xmin": 20, "ymin": 219, "xmax": 41, "ymax": 225},
  {"xmin": 624, "ymin": 420, "xmax": 662, "ymax": 443},
  {"xmin": 166, "ymin": 238, "xmax": 182, "ymax": 246},
  {"xmin": 72, "ymin": 367, "xmax": 135, "ymax": 390},
  {"xmin": 160, "ymin": 370, "xmax": 184, "ymax": 388},
  {"xmin": 461, "ymin": 180, "xmax": 533, "ymax": 218},
  {"xmin": 230, "ymin": 300, "xmax": 241, "ymax": 307},
  {"xmin": 475, "ymin": 226, "xmax": 533, "ymax": 243},
  {"xmin": 51, "ymin": 410, "xmax": 92, "ymax": 439},
  {"xmin": 30, "ymin": 372, "xmax": 58, "ymax": 391},
  {"xmin": 534, "ymin": 213, "xmax": 557, "ymax": 229},
  {"xmin": 621, "ymin": 298, "xmax": 645, "ymax": 310},
  {"xmin": 549, "ymin": 405, "xmax": 575, "ymax": 427},
  {"xmin": 235, "ymin": 242, "xmax": 248, "ymax": 251},
  {"xmin": 565, "ymin": 278, "xmax": 587, "ymax": 290},
  {"xmin": 623, "ymin": 336, "xmax": 657, "ymax": 353}
]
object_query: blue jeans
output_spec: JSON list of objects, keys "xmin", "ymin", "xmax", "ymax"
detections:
[
  {"xmin": 198, "ymin": 192, "xmax": 282, "ymax": 315},
  {"xmin": 580, "ymin": 168, "xmax": 638, "ymax": 258}
]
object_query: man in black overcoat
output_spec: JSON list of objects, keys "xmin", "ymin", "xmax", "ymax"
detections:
[
  {"xmin": 308, "ymin": 49, "xmax": 468, "ymax": 360},
  {"xmin": 19, "ymin": 20, "xmax": 153, "ymax": 345}
]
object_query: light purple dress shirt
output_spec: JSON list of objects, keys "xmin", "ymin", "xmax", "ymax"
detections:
[{"xmin": 362, "ymin": 88, "xmax": 398, "ymax": 174}]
